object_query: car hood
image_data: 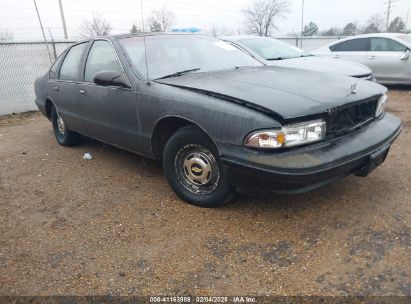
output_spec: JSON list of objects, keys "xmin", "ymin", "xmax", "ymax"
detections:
[
  {"xmin": 156, "ymin": 66, "xmax": 386, "ymax": 121},
  {"xmin": 267, "ymin": 56, "xmax": 371, "ymax": 77}
]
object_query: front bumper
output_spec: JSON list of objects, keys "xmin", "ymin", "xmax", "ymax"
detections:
[{"xmin": 220, "ymin": 113, "xmax": 402, "ymax": 194}]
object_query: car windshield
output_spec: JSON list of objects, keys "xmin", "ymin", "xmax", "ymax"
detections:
[
  {"xmin": 118, "ymin": 35, "xmax": 263, "ymax": 79},
  {"xmin": 238, "ymin": 37, "xmax": 310, "ymax": 60},
  {"xmin": 399, "ymin": 34, "xmax": 411, "ymax": 45}
]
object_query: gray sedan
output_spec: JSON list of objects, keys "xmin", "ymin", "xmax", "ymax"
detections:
[
  {"xmin": 34, "ymin": 33, "xmax": 401, "ymax": 208},
  {"xmin": 313, "ymin": 33, "xmax": 411, "ymax": 85},
  {"xmin": 222, "ymin": 36, "xmax": 374, "ymax": 80}
]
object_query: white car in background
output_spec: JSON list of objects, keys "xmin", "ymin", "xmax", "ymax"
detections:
[
  {"xmin": 313, "ymin": 33, "xmax": 411, "ymax": 85},
  {"xmin": 222, "ymin": 36, "xmax": 374, "ymax": 80}
]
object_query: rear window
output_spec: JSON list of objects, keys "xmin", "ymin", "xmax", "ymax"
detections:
[
  {"xmin": 59, "ymin": 42, "xmax": 88, "ymax": 81},
  {"xmin": 49, "ymin": 51, "xmax": 66, "ymax": 79},
  {"xmin": 330, "ymin": 38, "xmax": 368, "ymax": 52}
]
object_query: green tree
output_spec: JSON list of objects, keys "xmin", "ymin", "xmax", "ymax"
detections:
[
  {"xmin": 342, "ymin": 22, "xmax": 358, "ymax": 36},
  {"xmin": 130, "ymin": 24, "xmax": 138, "ymax": 33},
  {"xmin": 302, "ymin": 21, "xmax": 319, "ymax": 36},
  {"xmin": 388, "ymin": 17, "xmax": 406, "ymax": 33},
  {"xmin": 150, "ymin": 20, "xmax": 162, "ymax": 32}
]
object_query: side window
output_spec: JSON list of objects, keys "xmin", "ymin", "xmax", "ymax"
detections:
[
  {"xmin": 334, "ymin": 39, "xmax": 368, "ymax": 52},
  {"xmin": 59, "ymin": 42, "xmax": 87, "ymax": 81},
  {"xmin": 370, "ymin": 38, "xmax": 407, "ymax": 52},
  {"xmin": 84, "ymin": 40, "xmax": 124, "ymax": 83},
  {"xmin": 49, "ymin": 51, "xmax": 65, "ymax": 79}
]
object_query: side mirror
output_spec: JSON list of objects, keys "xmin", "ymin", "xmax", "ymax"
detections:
[
  {"xmin": 93, "ymin": 71, "xmax": 130, "ymax": 88},
  {"xmin": 400, "ymin": 50, "xmax": 410, "ymax": 61}
]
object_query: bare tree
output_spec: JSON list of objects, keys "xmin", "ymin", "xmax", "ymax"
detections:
[
  {"xmin": 79, "ymin": 12, "xmax": 112, "ymax": 38},
  {"xmin": 362, "ymin": 14, "xmax": 385, "ymax": 34},
  {"xmin": 0, "ymin": 29, "xmax": 14, "ymax": 41},
  {"xmin": 388, "ymin": 17, "xmax": 406, "ymax": 33},
  {"xmin": 242, "ymin": 0, "xmax": 290, "ymax": 36},
  {"xmin": 147, "ymin": 5, "xmax": 176, "ymax": 32}
]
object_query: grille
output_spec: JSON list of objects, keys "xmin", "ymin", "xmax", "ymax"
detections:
[{"xmin": 327, "ymin": 96, "xmax": 379, "ymax": 137}]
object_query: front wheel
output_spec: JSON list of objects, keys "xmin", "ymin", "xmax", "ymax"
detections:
[{"xmin": 163, "ymin": 126, "xmax": 234, "ymax": 208}]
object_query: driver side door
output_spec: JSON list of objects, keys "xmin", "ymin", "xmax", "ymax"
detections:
[{"xmin": 78, "ymin": 39, "xmax": 141, "ymax": 152}]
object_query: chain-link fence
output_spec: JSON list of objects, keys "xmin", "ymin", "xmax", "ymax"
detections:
[
  {"xmin": 0, "ymin": 41, "xmax": 75, "ymax": 116},
  {"xmin": 0, "ymin": 37, "xmax": 342, "ymax": 116}
]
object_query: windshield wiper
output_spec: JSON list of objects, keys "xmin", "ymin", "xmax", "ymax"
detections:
[
  {"xmin": 155, "ymin": 68, "xmax": 201, "ymax": 80},
  {"xmin": 300, "ymin": 54, "xmax": 313, "ymax": 57}
]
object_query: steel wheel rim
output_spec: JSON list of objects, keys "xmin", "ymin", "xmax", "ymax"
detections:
[
  {"xmin": 57, "ymin": 113, "xmax": 65, "ymax": 135},
  {"xmin": 175, "ymin": 144, "xmax": 220, "ymax": 194}
]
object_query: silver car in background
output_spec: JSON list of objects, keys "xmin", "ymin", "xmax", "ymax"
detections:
[
  {"xmin": 222, "ymin": 36, "xmax": 374, "ymax": 80},
  {"xmin": 313, "ymin": 33, "xmax": 411, "ymax": 85}
]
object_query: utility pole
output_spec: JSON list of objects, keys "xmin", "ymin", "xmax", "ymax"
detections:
[
  {"xmin": 58, "ymin": 0, "xmax": 68, "ymax": 39},
  {"xmin": 300, "ymin": 0, "xmax": 305, "ymax": 48},
  {"xmin": 33, "ymin": 0, "xmax": 52, "ymax": 62},
  {"xmin": 406, "ymin": 9, "xmax": 410, "ymax": 29},
  {"xmin": 386, "ymin": 0, "xmax": 397, "ymax": 32}
]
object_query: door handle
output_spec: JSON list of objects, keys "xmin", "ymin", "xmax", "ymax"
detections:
[
  {"xmin": 368, "ymin": 55, "xmax": 376, "ymax": 60},
  {"xmin": 53, "ymin": 86, "xmax": 59, "ymax": 92},
  {"xmin": 79, "ymin": 90, "xmax": 86, "ymax": 95},
  {"xmin": 333, "ymin": 55, "xmax": 340, "ymax": 59}
]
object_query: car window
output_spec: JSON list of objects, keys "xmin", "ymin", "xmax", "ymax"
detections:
[
  {"xmin": 59, "ymin": 42, "xmax": 87, "ymax": 81},
  {"xmin": 330, "ymin": 38, "xmax": 368, "ymax": 52},
  {"xmin": 119, "ymin": 35, "xmax": 262, "ymax": 80},
  {"xmin": 84, "ymin": 40, "xmax": 124, "ymax": 82},
  {"xmin": 370, "ymin": 38, "xmax": 407, "ymax": 52},
  {"xmin": 49, "ymin": 51, "xmax": 66, "ymax": 79}
]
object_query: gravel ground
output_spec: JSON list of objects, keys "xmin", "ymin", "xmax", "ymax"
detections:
[{"xmin": 0, "ymin": 89, "xmax": 410, "ymax": 297}]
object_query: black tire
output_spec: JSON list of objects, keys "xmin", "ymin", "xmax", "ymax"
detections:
[
  {"xmin": 163, "ymin": 125, "xmax": 234, "ymax": 208},
  {"xmin": 51, "ymin": 106, "xmax": 81, "ymax": 146}
]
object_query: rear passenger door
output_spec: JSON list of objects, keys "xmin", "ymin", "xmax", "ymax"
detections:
[
  {"xmin": 367, "ymin": 37, "xmax": 409, "ymax": 83},
  {"xmin": 329, "ymin": 38, "xmax": 368, "ymax": 65},
  {"xmin": 78, "ymin": 39, "xmax": 140, "ymax": 151},
  {"xmin": 51, "ymin": 42, "xmax": 89, "ymax": 133}
]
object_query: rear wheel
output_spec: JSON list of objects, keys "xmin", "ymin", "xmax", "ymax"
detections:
[
  {"xmin": 163, "ymin": 125, "xmax": 234, "ymax": 208},
  {"xmin": 51, "ymin": 106, "xmax": 81, "ymax": 146}
]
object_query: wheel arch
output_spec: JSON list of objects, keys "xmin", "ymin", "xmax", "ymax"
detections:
[
  {"xmin": 44, "ymin": 97, "xmax": 56, "ymax": 120},
  {"xmin": 151, "ymin": 115, "xmax": 218, "ymax": 161}
]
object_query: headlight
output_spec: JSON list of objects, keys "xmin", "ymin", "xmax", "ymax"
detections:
[
  {"xmin": 375, "ymin": 94, "xmax": 387, "ymax": 117},
  {"xmin": 244, "ymin": 120, "xmax": 326, "ymax": 149}
]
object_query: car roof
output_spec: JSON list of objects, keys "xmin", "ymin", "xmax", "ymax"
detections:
[
  {"xmin": 221, "ymin": 35, "xmax": 274, "ymax": 41},
  {"xmin": 112, "ymin": 32, "xmax": 208, "ymax": 39}
]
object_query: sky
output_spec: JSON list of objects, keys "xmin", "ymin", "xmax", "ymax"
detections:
[{"xmin": 0, "ymin": 0, "xmax": 410, "ymax": 40}]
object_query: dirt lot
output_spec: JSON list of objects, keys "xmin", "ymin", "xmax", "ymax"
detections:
[{"xmin": 0, "ymin": 89, "xmax": 410, "ymax": 297}]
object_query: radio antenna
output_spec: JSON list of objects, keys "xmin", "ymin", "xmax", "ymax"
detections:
[{"xmin": 139, "ymin": 0, "xmax": 150, "ymax": 84}]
